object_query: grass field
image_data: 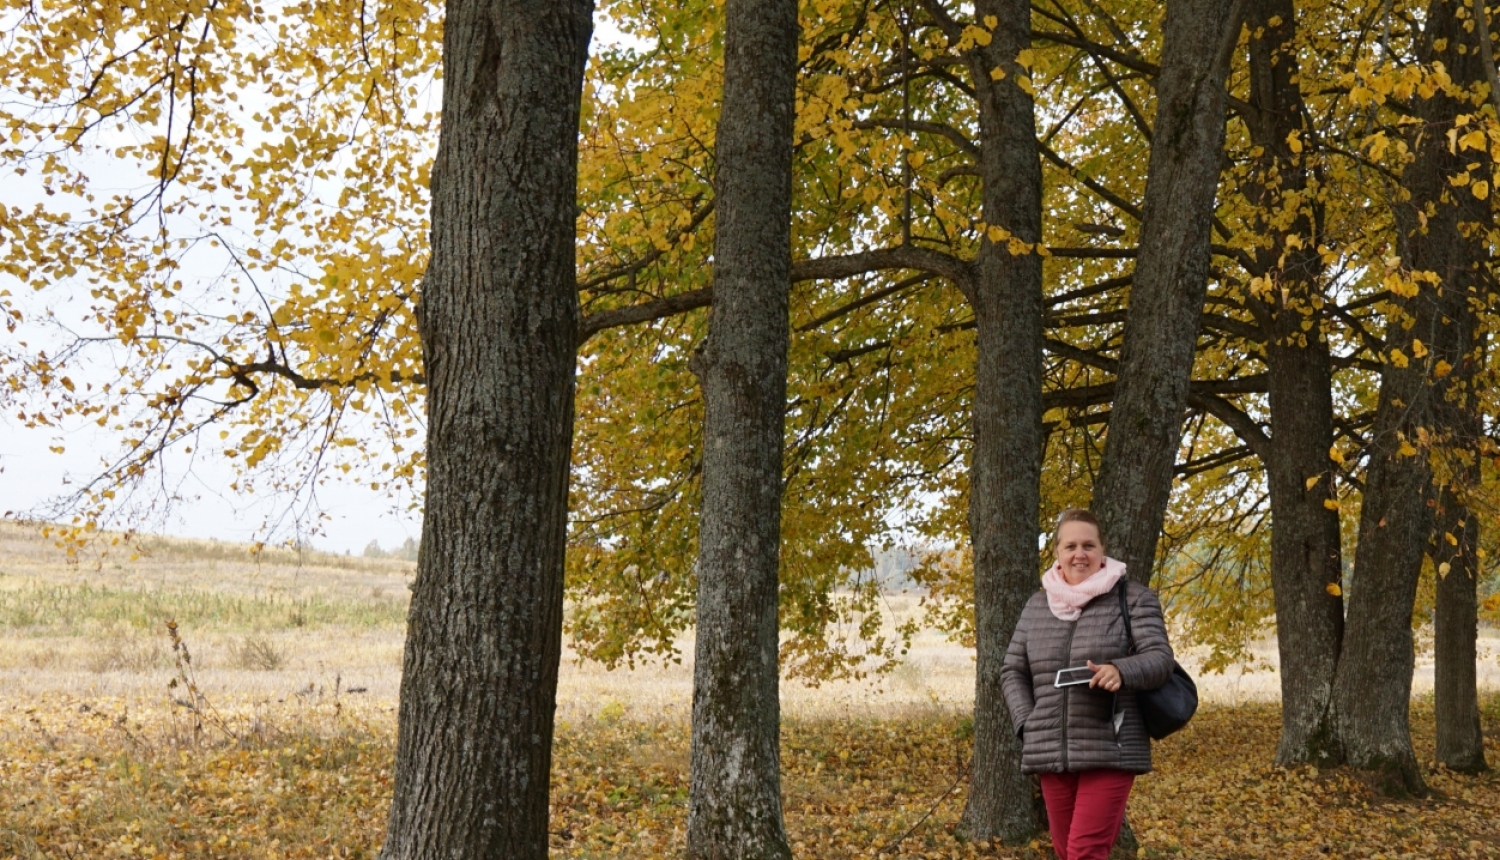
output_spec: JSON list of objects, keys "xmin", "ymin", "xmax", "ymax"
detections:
[{"xmin": 1, "ymin": 519, "xmax": 1498, "ymax": 859}]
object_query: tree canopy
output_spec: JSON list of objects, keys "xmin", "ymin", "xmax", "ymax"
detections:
[{"xmin": 5, "ymin": 0, "xmax": 1500, "ymax": 683}]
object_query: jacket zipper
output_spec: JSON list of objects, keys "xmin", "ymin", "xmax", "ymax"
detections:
[{"xmin": 1061, "ymin": 615, "xmax": 1078, "ymax": 772}]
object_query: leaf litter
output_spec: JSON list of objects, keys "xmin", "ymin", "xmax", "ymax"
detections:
[{"xmin": 0, "ymin": 694, "xmax": 1496, "ymax": 859}]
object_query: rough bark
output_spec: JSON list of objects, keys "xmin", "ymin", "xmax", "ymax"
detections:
[
  {"xmin": 1430, "ymin": 251, "xmax": 1489, "ymax": 775},
  {"xmin": 956, "ymin": 0, "xmax": 1045, "ymax": 844},
  {"xmin": 1432, "ymin": 455, "xmax": 1489, "ymax": 773},
  {"xmin": 1425, "ymin": 0, "xmax": 1492, "ymax": 772},
  {"xmin": 1092, "ymin": 0, "xmax": 1244, "ymax": 585},
  {"xmin": 1241, "ymin": 0, "xmax": 1346, "ymax": 767},
  {"xmin": 1332, "ymin": 0, "xmax": 1482, "ymax": 798},
  {"xmin": 684, "ymin": 0, "xmax": 799, "ymax": 855},
  {"xmin": 377, "ymin": 0, "xmax": 592, "ymax": 856}
]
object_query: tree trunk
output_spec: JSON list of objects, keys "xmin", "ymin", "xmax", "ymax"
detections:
[
  {"xmin": 1242, "ymin": 0, "xmax": 1346, "ymax": 768},
  {"xmin": 1432, "ymin": 461, "xmax": 1489, "ymax": 773},
  {"xmin": 1333, "ymin": 0, "xmax": 1486, "ymax": 798},
  {"xmin": 685, "ymin": 0, "xmax": 799, "ymax": 855},
  {"xmin": 1430, "ymin": 231, "xmax": 1489, "ymax": 774},
  {"xmin": 378, "ymin": 0, "xmax": 593, "ymax": 856},
  {"xmin": 1091, "ymin": 0, "xmax": 1243, "ymax": 585},
  {"xmin": 956, "ymin": 0, "xmax": 1045, "ymax": 844}
]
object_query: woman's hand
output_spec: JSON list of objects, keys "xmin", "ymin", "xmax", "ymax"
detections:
[{"xmin": 1087, "ymin": 660, "xmax": 1121, "ymax": 692}]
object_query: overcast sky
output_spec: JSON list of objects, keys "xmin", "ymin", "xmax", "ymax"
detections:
[{"xmin": 0, "ymin": 15, "xmax": 646, "ymax": 554}]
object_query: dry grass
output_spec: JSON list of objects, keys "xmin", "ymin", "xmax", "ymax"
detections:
[
  {"xmin": 5, "ymin": 518, "xmax": 1497, "ymax": 711},
  {"xmin": 2, "ymin": 518, "xmax": 1500, "ymax": 859}
]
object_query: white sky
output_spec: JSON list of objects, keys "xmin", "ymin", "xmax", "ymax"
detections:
[{"xmin": 1, "ymin": 13, "xmax": 642, "ymax": 555}]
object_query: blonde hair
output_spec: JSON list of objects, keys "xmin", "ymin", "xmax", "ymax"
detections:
[{"xmin": 1053, "ymin": 508, "xmax": 1105, "ymax": 550}]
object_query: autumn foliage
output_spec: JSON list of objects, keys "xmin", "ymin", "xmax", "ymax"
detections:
[{"xmin": 1, "ymin": 692, "xmax": 1497, "ymax": 859}]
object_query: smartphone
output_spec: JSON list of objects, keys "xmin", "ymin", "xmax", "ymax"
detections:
[{"xmin": 1054, "ymin": 666, "xmax": 1094, "ymax": 688}]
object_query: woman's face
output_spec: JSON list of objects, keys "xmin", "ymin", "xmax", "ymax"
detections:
[{"xmin": 1054, "ymin": 520, "xmax": 1105, "ymax": 585}]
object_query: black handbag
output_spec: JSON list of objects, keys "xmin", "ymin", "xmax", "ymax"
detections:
[{"xmin": 1116, "ymin": 580, "xmax": 1197, "ymax": 739}]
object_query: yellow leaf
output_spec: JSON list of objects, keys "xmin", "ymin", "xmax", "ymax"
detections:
[
  {"xmin": 1411, "ymin": 339, "xmax": 1428, "ymax": 358},
  {"xmin": 1473, "ymin": 180, "xmax": 1489, "ymax": 200},
  {"xmin": 1324, "ymin": 498, "xmax": 1341, "ymax": 510},
  {"xmin": 990, "ymin": 66, "xmax": 1006, "ymax": 81},
  {"xmin": 1305, "ymin": 475, "xmax": 1321, "ymax": 490},
  {"xmin": 1329, "ymin": 446, "xmax": 1345, "ymax": 465},
  {"xmin": 1434, "ymin": 359, "xmax": 1453, "ymax": 378},
  {"xmin": 1389, "ymin": 348, "xmax": 1409, "ymax": 367},
  {"xmin": 1326, "ymin": 583, "xmax": 1342, "ymax": 597}
]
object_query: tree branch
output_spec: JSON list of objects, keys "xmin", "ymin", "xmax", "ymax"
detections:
[
  {"xmin": 1187, "ymin": 391, "xmax": 1271, "ymax": 460},
  {"xmin": 578, "ymin": 197, "xmax": 715, "ymax": 293},
  {"xmin": 797, "ymin": 273, "xmax": 934, "ymax": 332},
  {"xmin": 577, "ymin": 245, "xmax": 974, "ymax": 345},
  {"xmin": 1039, "ymin": 142, "xmax": 1144, "ymax": 221},
  {"xmin": 851, "ymin": 118, "xmax": 980, "ymax": 159}
]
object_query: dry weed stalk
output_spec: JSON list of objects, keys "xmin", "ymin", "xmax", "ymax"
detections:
[{"xmin": 165, "ymin": 618, "xmax": 240, "ymax": 745}]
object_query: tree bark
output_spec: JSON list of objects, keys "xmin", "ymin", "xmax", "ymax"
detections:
[
  {"xmin": 1432, "ymin": 451, "xmax": 1489, "ymax": 773},
  {"xmin": 377, "ymin": 0, "xmax": 593, "ymax": 856},
  {"xmin": 1092, "ymin": 0, "xmax": 1244, "ymax": 585},
  {"xmin": 1332, "ymin": 0, "xmax": 1484, "ymax": 797},
  {"xmin": 1241, "ymin": 0, "xmax": 1346, "ymax": 767},
  {"xmin": 1430, "ymin": 228, "xmax": 1489, "ymax": 775},
  {"xmin": 685, "ymin": 0, "xmax": 799, "ymax": 855},
  {"xmin": 956, "ymin": 0, "xmax": 1045, "ymax": 844}
]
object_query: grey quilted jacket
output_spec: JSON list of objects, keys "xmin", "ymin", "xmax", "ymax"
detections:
[{"xmin": 1000, "ymin": 580, "xmax": 1175, "ymax": 774}]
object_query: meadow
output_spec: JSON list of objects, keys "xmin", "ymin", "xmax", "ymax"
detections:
[{"xmin": 1, "ymin": 519, "xmax": 1498, "ymax": 859}]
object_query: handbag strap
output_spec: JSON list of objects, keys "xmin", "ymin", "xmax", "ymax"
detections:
[{"xmin": 1116, "ymin": 579, "xmax": 1137, "ymax": 655}]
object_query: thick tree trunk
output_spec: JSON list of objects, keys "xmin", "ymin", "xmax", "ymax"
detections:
[
  {"xmin": 1330, "ymin": 315, "xmax": 1435, "ymax": 796},
  {"xmin": 1092, "ymin": 0, "xmax": 1243, "ymax": 585},
  {"xmin": 1241, "ymin": 0, "xmax": 1346, "ymax": 767},
  {"xmin": 956, "ymin": 0, "xmax": 1045, "ymax": 844},
  {"xmin": 378, "ymin": 0, "xmax": 593, "ymax": 857},
  {"xmin": 1433, "ymin": 466, "xmax": 1489, "ymax": 773},
  {"xmin": 1332, "ymin": 0, "xmax": 1486, "ymax": 797},
  {"xmin": 1430, "ymin": 269, "xmax": 1488, "ymax": 774},
  {"xmin": 684, "ymin": 0, "xmax": 798, "ymax": 855}
]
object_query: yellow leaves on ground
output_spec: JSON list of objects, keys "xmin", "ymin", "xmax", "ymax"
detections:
[
  {"xmin": 3, "ymin": 696, "xmax": 1499, "ymax": 859},
  {"xmin": 1137, "ymin": 704, "xmax": 1500, "ymax": 860}
]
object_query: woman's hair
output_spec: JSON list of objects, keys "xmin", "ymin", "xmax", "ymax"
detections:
[{"xmin": 1053, "ymin": 508, "xmax": 1105, "ymax": 549}]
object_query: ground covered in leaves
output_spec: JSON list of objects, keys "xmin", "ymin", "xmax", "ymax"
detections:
[{"xmin": 1, "ymin": 693, "xmax": 1498, "ymax": 859}]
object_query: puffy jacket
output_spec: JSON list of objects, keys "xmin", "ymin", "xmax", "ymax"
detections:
[{"xmin": 1000, "ymin": 580, "xmax": 1175, "ymax": 774}]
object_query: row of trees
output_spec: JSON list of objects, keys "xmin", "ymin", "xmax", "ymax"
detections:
[{"xmin": 3, "ymin": 0, "xmax": 1498, "ymax": 855}]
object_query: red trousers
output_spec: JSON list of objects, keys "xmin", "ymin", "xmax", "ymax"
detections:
[{"xmin": 1038, "ymin": 769, "xmax": 1136, "ymax": 860}]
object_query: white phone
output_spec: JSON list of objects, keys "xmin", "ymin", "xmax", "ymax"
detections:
[{"xmin": 1054, "ymin": 666, "xmax": 1094, "ymax": 688}]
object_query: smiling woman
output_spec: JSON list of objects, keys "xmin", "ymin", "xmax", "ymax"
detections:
[{"xmin": 1002, "ymin": 507, "xmax": 1176, "ymax": 860}]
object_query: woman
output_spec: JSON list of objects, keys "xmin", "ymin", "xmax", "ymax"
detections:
[{"xmin": 1000, "ymin": 508, "xmax": 1175, "ymax": 860}]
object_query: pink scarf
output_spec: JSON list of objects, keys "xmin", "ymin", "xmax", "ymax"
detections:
[{"xmin": 1042, "ymin": 556, "xmax": 1127, "ymax": 621}]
